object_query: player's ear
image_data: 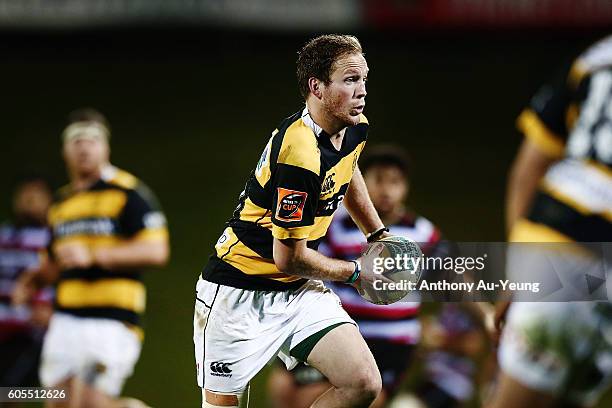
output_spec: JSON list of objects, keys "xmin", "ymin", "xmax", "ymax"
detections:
[{"xmin": 308, "ymin": 77, "xmax": 323, "ymax": 99}]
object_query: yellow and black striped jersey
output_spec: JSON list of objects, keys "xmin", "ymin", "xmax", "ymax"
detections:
[
  {"xmin": 48, "ymin": 166, "xmax": 168, "ymax": 328},
  {"xmin": 513, "ymin": 35, "xmax": 612, "ymax": 242},
  {"xmin": 202, "ymin": 107, "xmax": 368, "ymax": 290}
]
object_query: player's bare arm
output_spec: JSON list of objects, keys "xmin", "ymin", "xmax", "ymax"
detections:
[
  {"xmin": 94, "ymin": 238, "xmax": 169, "ymax": 268},
  {"xmin": 273, "ymin": 237, "xmax": 355, "ymax": 282},
  {"xmin": 13, "ymin": 239, "xmax": 167, "ymax": 306},
  {"xmin": 344, "ymin": 166, "xmax": 387, "ymax": 236},
  {"xmin": 273, "ymin": 235, "xmax": 389, "ymax": 287},
  {"xmin": 505, "ymin": 138, "xmax": 557, "ymax": 233},
  {"xmin": 55, "ymin": 238, "xmax": 169, "ymax": 270},
  {"xmin": 498, "ymin": 138, "xmax": 558, "ymax": 336}
]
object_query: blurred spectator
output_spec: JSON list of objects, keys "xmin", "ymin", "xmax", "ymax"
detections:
[
  {"xmin": 408, "ymin": 304, "xmax": 490, "ymax": 408},
  {"xmin": 0, "ymin": 175, "xmax": 53, "ymax": 391}
]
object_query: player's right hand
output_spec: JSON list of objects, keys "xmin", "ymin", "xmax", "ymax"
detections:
[{"xmin": 55, "ymin": 242, "xmax": 94, "ymax": 269}]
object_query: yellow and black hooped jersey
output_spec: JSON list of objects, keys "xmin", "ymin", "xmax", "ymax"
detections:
[
  {"xmin": 202, "ymin": 107, "xmax": 368, "ymax": 290},
  {"xmin": 513, "ymin": 35, "xmax": 612, "ymax": 243},
  {"xmin": 48, "ymin": 166, "xmax": 168, "ymax": 327}
]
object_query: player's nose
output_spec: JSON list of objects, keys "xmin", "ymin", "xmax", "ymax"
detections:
[{"xmin": 354, "ymin": 80, "xmax": 366, "ymax": 99}]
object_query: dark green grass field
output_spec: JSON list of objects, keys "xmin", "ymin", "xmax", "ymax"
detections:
[{"xmin": 1, "ymin": 29, "xmax": 609, "ymax": 407}]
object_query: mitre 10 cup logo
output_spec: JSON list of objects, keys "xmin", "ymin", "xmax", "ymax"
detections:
[{"xmin": 276, "ymin": 188, "xmax": 308, "ymax": 222}]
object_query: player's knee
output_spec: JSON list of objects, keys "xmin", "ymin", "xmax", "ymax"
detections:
[
  {"xmin": 203, "ymin": 387, "xmax": 249, "ymax": 408},
  {"xmin": 202, "ymin": 393, "xmax": 237, "ymax": 407},
  {"xmin": 350, "ymin": 366, "xmax": 382, "ymax": 402},
  {"xmin": 364, "ymin": 369, "xmax": 383, "ymax": 401}
]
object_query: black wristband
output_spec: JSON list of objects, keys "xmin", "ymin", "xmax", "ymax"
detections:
[{"xmin": 366, "ymin": 227, "xmax": 389, "ymax": 243}]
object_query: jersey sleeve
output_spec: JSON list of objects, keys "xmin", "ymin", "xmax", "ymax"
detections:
[
  {"xmin": 271, "ymin": 163, "xmax": 321, "ymax": 240},
  {"xmin": 516, "ymin": 64, "xmax": 574, "ymax": 159},
  {"xmin": 118, "ymin": 184, "xmax": 169, "ymax": 242}
]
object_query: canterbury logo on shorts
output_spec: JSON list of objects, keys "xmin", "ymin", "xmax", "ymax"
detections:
[
  {"xmin": 276, "ymin": 188, "xmax": 307, "ymax": 222},
  {"xmin": 210, "ymin": 361, "xmax": 233, "ymax": 377}
]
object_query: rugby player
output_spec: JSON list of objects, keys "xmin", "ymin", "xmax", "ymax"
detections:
[
  {"xmin": 266, "ymin": 146, "xmax": 447, "ymax": 408},
  {"xmin": 489, "ymin": 36, "xmax": 612, "ymax": 408},
  {"xmin": 17, "ymin": 108, "xmax": 170, "ymax": 408},
  {"xmin": 1, "ymin": 176, "xmax": 53, "ymax": 393},
  {"xmin": 194, "ymin": 35, "xmax": 391, "ymax": 408}
]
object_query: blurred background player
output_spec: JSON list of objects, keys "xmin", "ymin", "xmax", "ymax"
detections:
[
  {"xmin": 406, "ymin": 303, "xmax": 491, "ymax": 408},
  {"xmin": 489, "ymin": 35, "xmax": 612, "ymax": 408},
  {"xmin": 267, "ymin": 145, "xmax": 449, "ymax": 408},
  {"xmin": 0, "ymin": 175, "xmax": 53, "ymax": 398},
  {"xmin": 15, "ymin": 108, "xmax": 170, "ymax": 408}
]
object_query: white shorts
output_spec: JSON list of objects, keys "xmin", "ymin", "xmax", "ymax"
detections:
[
  {"xmin": 40, "ymin": 312, "xmax": 142, "ymax": 397},
  {"xmin": 193, "ymin": 277, "xmax": 355, "ymax": 393},
  {"xmin": 499, "ymin": 302, "xmax": 612, "ymax": 406}
]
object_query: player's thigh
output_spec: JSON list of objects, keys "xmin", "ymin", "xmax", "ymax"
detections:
[
  {"xmin": 486, "ymin": 371, "xmax": 558, "ymax": 408},
  {"xmin": 40, "ymin": 314, "xmax": 83, "ymax": 389},
  {"xmin": 306, "ymin": 323, "xmax": 380, "ymax": 390},
  {"xmin": 44, "ymin": 377, "xmax": 82, "ymax": 408},
  {"xmin": 499, "ymin": 302, "xmax": 612, "ymax": 406},
  {"xmin": 45, "ymin": 376, "xmax": 123, "ymax": 408},
  {"xmin": 83, "ymin": 319, "xmax": 142, "ymax": 398},
  {"xmin": 75, "ymin": 378, "xmax": 119, "ymax": 408}
]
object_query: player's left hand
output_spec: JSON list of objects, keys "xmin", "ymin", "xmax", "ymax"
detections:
[{"xmin": 55, "ymin": 243, "xmax": 94, "ymax": 269}]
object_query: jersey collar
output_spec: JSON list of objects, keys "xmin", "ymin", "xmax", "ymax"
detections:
[
  {"xmin": 101, "ymin": 164, "xmax": 118, "ymax": 182},
  {"xmin": 301, "ymin": 106, "xmax": 325, "ymax": 138}
]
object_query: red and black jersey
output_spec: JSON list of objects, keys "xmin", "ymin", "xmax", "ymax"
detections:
[
  {"xmin": 320, "ymin": 207, "xmax": 445, "ymax": 345},
  {"xmin": 0, "ymin": 222, "xmax": 52, "ymax": 338}
]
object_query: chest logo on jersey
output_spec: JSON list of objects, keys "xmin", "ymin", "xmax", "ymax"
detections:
[
  {"xmin": 276, "ymin": 188, "xmax": 308, "ymax": 222},
  {"xmin": 54, "ymin": 218, "xmax": 116, "ymax": 238},
  {"xmin": 321, "ymin": 173, "xmax": 336, "ymax": 194},
  {"xmin": 317, "ymin": 183, "xmax": 349, "ymax": 217}
]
